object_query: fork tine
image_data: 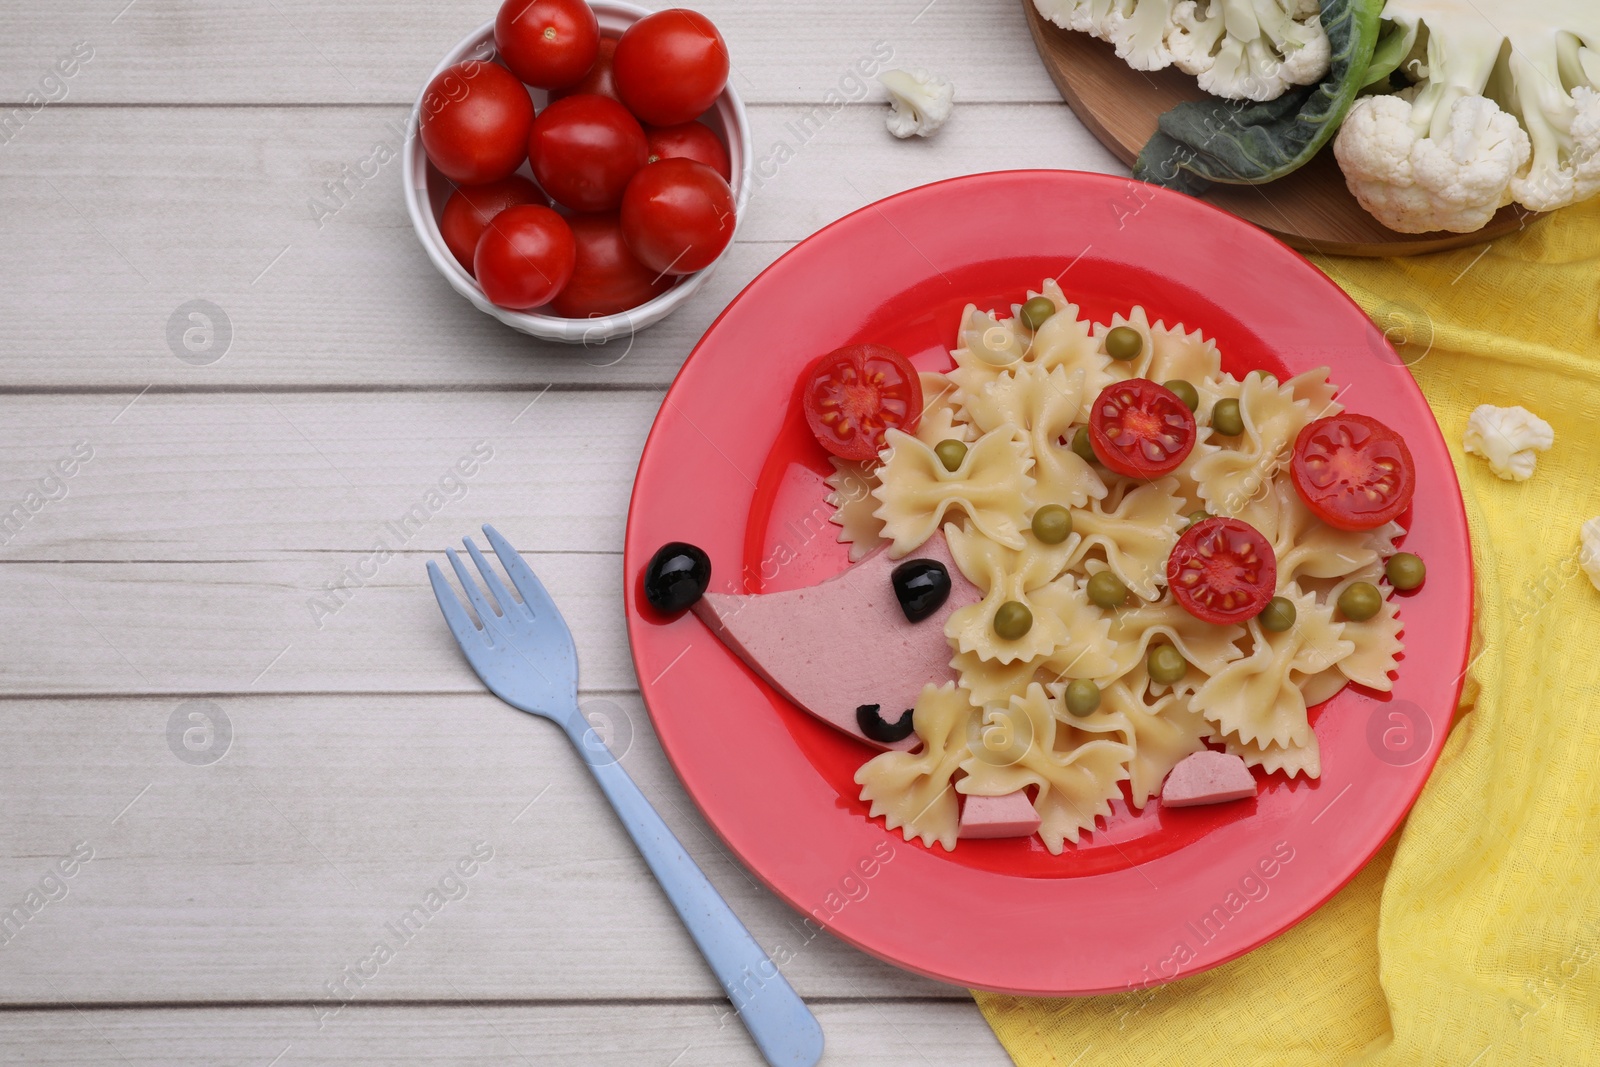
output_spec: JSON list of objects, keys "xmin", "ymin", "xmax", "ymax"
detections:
[
  {"xmin": 445, "ymin": 547, "xmax": 504, "ymax": 631},
  {"xmin": 426, "ymin": 560, "xmax": 489, "ymax": 648},
  {"xmin": 464, "ymin": 536, "xmax": 525, "ymax": 620},
  {"xmin": 483, "ymin": 524, "xmax": 560, "ymax": 622}
]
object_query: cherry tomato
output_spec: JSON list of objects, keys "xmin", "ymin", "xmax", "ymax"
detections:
[
  {"xmin": 473, "ymin": 204, "xmax": 576, "ymax": 310},
  {"xmin": 1088, "ymin": 379, "xmax": 1197, "ymax": 478},
  {"xmin": 494, "ymin": 0, "xmax": 600, "ymax": 90},
  {"xmin": 550, "ymin": 36, "xmax": 619, "ymax": 102},
  {"xmin": 439, "ymin": 175, "xmax": 546, "ymax": 273},
  {"xmin": 1167, "ymin": 517, "xmax": 1277, "ymax": 625},
  {"xmin": 550, "ymin": 213, "xmax": 674, "ymax": 318},
  {"xmin": 527, "ymin": 94, "xmax": 648, "ymax": 213},
  {"xmin": 1290, "ymin": 414, "xmax": 1416, "ymax": 531},
  {"xmin": 613, "ymin": 9, "xmax": 730, "ymax": 126},
  {"xmin": 801, "ymin": 344, "xmax": 923, "ymax": 462},
  {"xmin": 419, "ymin": 61, "xmax": 534, "ymax": 185},
  {"xmin": 619, "ymin": 157, "xmax": 734, "ymax": 275},
  {"xmin": 645, "ymin": 121, "xmax": 731, "ymax": 181}
]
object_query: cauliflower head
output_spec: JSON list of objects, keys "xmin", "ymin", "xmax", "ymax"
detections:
[
  {"xmin": 1333, "ymin": 0, "xmax": 1600, "ymax": 232},
  {"xmin": 1033, "ymin": 0, "xmax": 1330, "ymax": 99},
  {"xmin": 879, "ymin": 67, "xmax": 954, "ymax": 139},
  {"xmin": 1462, "ymin": 404, "xmax": 1554, "ymax": 482}
]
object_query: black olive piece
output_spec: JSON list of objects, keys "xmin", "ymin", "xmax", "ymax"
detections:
[
  {"xmin": 891, "ymin": 559, "xmax": 950, "ymax": 623},
  {"xmin": 643, "ymin": 542, "xmax": 710, "ymax": 616},
  {"xmin": 857, "ymin": 703, "xmax": 915, "ymax": 743}
]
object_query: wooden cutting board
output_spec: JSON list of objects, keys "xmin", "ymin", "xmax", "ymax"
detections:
[{"xmin": 1021, "ymin": 0, "xmax": 1530, "ymax": 256}]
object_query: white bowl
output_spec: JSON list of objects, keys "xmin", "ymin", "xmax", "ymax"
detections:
[{"xmin": 402, "ymin": 2, "xmax": 752, "ymax": 345}]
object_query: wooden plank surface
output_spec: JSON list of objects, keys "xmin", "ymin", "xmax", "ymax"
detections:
[
  {"xmin": 0, "ymin": 104, "xmax": 1119, "ymax": 389},
  {"xmin": 0, "ymin": 1002, "xmax": 1010, "ymax": 1065}
]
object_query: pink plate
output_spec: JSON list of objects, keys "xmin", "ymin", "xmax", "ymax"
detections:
[{"xmin": 623, "ymin": 171, "xmax": 1471, "ymax": 996}]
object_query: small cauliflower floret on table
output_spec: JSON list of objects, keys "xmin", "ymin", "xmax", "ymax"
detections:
[
  {"xmin": 878, "ymin": 67, "xmax": 954, "ymax": 139},
  {"xmin": 1334, "ymin": 0, "xmax": 1600, "ymax": 233},
  {"xmin": 1033, "ymin": 0, "xmax": 1331, "ymax": 100},
  {"xmin": 1462, "ymin": 403, "xmax": 1554, "ymax": 481}
]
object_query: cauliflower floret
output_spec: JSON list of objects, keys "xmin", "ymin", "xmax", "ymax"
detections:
[
  {"xmin": 1167, "ymin": 0, "xmax": 1330, "ymax": 101},
  {"xmin": 1035, "ymin": 0, "xmax": 1182, "ymax": 71},
  {"xmin": 878, "ymin": 68, "xmax": 954, "ymax": 139},
  {"xmin": 1511, "ymin": 85, "xmax": 1600, "ymax": 211},
  {"xmin": 1580, "ymin": 517, "xmax": 1600, "ymax": 594},
  {"xmin": 1462, "ymin": 404, "xmax": 1554, "ymax": 481},
  {"xmin": 1334, "ymin": 91, "xmax": 1531, "ymax": 233}
]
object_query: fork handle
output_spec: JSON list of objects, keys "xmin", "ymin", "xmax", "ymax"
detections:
[{"xmin": 566, "ymin": 719, "xmax": 825, "ymax": 1067}]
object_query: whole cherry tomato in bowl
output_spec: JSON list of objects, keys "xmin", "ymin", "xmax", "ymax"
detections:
[
  {"xmin": 550, "ymin": 35, "xmax": 620, "ymax": 102},
  {"xmin": 528, "ymin": 94, "xmax": 649, "ymax": 213},
  {"xmin": 613, "ymin": 9, "xmax": 730, "ymax": 125},
  {"xmin": 550, "ymin": 213, "xmax": 675, "ymax": 319},
  {"xmin": 645, "ymin": 121, "xmax": 731, "ymax": 181},
  {"xmin": 494, "ymin": 0, "xmax": 599, "ymax": 89},
  {"xmin": 473, "ymin": 204, "xmax": 577, "ymax": 310},
  {"xmin": 418, "ymin": 60, "xmax": 534, "ymax": 185},
  {"xmin": 620, "ymin": 157, "xmax": 735, "ymax": 276},
  {"xmin": 438, "ymin": 175, "xmax": 546, "ymax": 273}
]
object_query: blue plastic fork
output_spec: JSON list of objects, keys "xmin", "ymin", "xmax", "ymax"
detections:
[{"xmin": 428, "ymin": 525, "xmax": 824, "ymax": 1067}]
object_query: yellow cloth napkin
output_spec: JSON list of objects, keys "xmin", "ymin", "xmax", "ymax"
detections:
[{"xmin": 976, "ymin": 202, "xmax": 1600, "ymax": 1066}]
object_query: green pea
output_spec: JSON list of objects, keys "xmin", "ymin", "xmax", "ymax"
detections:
[
  {"xmin": 1258, "ymin": 596, "xmax": 1296, "ymax": 632},
  {"xmin": 1386, "ymin": 552, "xmax": 1426, "ymax": 591},
  {"xmin": 1147, "ymin": 644, "xmax": 1188, "ymax": 685},
  {"xmin": 1211, "ymin": 398, "xmax": 1244, "ymax": 436},
  {"xmin": 1183, "ymin": 509, "xmax": 1210, "ymax": 532},
  {"xmin": 1031, "ymin": 504, "xmax": 1072, "ymax": 545},
  {"xmin": 1164, "ymin": 379, "xmax": 1199, "ymax": 412},
  {"xmin": 1063, "ymin": 679, "xmax": 1101, "ymax": 717},
  {"xmin": 1105, "ymin": 325, "xmax": 1143, "ymax": 361},
  {"xmin": 1338, "ymin": 581, "xmax": 1383, "ymax": 622},
  {"xmin": 993, "ymin": 600, "xmax": 1033, "ymax": 640},
  {"xmin": 1086, "ymin": 571, "xmax": 1129, "ymax": 609},
  {"xmin": 934, "ymin": 439, "xmax": 967, "ymax": 472},
  {"xmin": 1020, "ymin": 296, "xmax": 1057, "ymax": 331},
  {"xmin": 1070, "ymin": 426, "xmax": 1097, "ymax": 464}
]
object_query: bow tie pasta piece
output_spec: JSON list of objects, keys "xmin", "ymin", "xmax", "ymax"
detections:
[
  {"xmin": 1065, "ymin": 670, "xmax": 1211, "ymax": 809},
  {"xmin": 1093, "ymin": 308, "xmax": 1228, "ymax": 401},
  {"xmin": 854, "ymin": 682, "xmax": 978, "ymax": 851},
  {"xmin": 1212, "ymin": 725, "xmax": 1322, "ymax": 780},
  {"xmin": 825, "ymin": 458, "xmax": 886, "ymax": 563},
  {"xmin": 1168, "ymin": 423, "xmax": 1222, "ymax": 516},
  {"xmin": 944, "ymin": 522, "xmax": 1077, "ymax": 664},
  {"xmin": 951, "ymin": 304, "xmax": 1030, "ymax": 372},
  {"xmin": 1103, "ymin": 596, "xmax": 1247, "ymax": 691},
  {"xmin": 872, "ymin": 428, "xmax": 1033, "ymax": 557},
  {"xmin": 949, "ymin": 573, "xmax": 1120, "ymax": 704},
  {"xmin": 1191, "ymin": 372, "xmax": 1317, "ymax": 517},
  {"xmin": 957, "ymin": 683, "xmax": 1132, "ymax": 854},
  {"xmin": 949, "ymin": 293, "xmax": 1109, "ymax": 421},
  {"xmin": 1066, "ymin": 477, "xmax": 1187, "ymax": 600},
  {"xmin": 1284, "ymin": 366, "xmax": 1343, "ymax": 419},
  {"xmin": 1192, "ymin": 585, "xmax": 1353, "ymax": 749},
  {"xmin": 959, "ymin": 363, "xmax": 1108, "ymax": 510},
  {"xmin": 1238, "ymin": 479, "xmax": 1399, "ymax": 590},
  {"xmin": 914, "ymin": 371, "xmax": 973, "ymax": 447},
  {"xmin": 1328, "ymin": 571, "xmax": 1404, "ymax": 691}
]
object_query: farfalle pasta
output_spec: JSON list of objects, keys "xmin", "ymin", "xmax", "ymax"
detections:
[{"xmin": 822, "ymin": 283, "xmax": 1414, "ymax": 850}]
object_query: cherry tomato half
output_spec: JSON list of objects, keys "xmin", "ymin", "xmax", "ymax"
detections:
[
  {"xmin": 439, "ymin": 175, "xmax": 546, "ymax": 274},
  {"xmin": 1290, "ymin": 414, "xmax": 1416, "ymax": 531},
  {"xmin": 549, "ymin": 213, "xmax": 674, "ymax": 318},
  {"xmin": 1088, "ymin": 379, "xmax": 1197, "ymax": 478},
  {"xmin": 801, "ymin": 344, "xmax": 923, "ymax": 462},
  {"xmin": 619, "ymin": 157, "xmax": 734, "ymax": 275},
  {"xmin": 473, "ymin": 204, "xmax": 576, "ymax": 310},
  {"xmin": 613, "ymin": 9, "xmax": 730, "ymax": 126},
  {"xmin": 1167, "ymin": 517, "xmax": 1277, "ymax": 625},
  {"xmin": 419, "ymin": 61, "xmax": 533, "ymax": 185},
  {"xmin": 527, "ymin": 94, "xmax": 648, "ymax": 213},
  {"xmin": 645, "ymin": 121, "xmax": 731, "ymax": 181},
  {"xmin": 494, "ymin": 0, "xmax": 600, "ymax": 90},
  {"xmin": 550, "ymin": 36, "xmax": 619, "ymax": 102}
]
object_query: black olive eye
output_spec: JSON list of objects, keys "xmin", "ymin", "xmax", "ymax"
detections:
[
  {"xmin": 643, "ymin": 542, "xmax": 710, "ymax": 616},
  {"xmin": 857, "ymin": 703, "xmax": 915, "ymax": 743},
  {"xmin": 891, "ymin": 559, "xmax": 950, "ymax": 623}
]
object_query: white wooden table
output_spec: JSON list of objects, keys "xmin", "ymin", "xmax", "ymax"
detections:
[{"xmin": 0, "ymin": 2, "xmax": 1121, "ymax": 1062}]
